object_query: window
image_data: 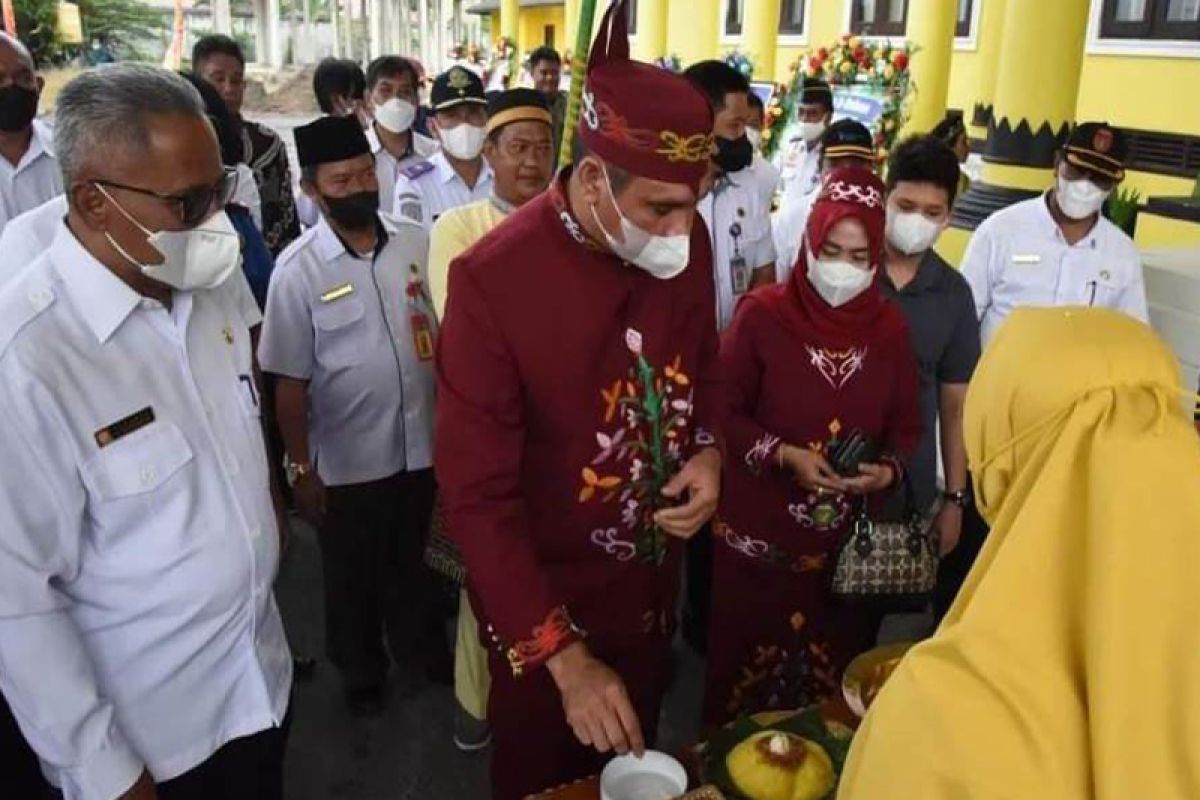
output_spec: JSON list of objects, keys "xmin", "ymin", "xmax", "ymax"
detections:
[
  {"xmin": 780, "ymin": 0, "xmax": 806, "ymax": 34},
  {"xmin": 627, "ymin": 0, "xmax": 638, "ymax": 36},
  {"xmin": 850, "ymin": 0, "xmax": 909, "ymax": 36},
  {"xmin": 1100, "ymin": 0, "xmax": 1200, "ymax": 40},
  {"xmin": 724, "ymin": 0, "xmax": 743, "ymax": 37},
  {"xmin": 956, "ymin": 0, "xmax": 975, "ymax": 37}
]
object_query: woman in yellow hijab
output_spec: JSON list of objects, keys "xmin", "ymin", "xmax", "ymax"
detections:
[{"xmin": 839, "ymin": 307, "xmax": 1200, "ymax": 800}]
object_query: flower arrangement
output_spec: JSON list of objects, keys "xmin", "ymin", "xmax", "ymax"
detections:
[
  {"xmin": 654, "ymin": 53, "xmax": 682, "ymax": 73},
  {"xmin": 763, "ymin": 34, "xmax": 916, "ymax": 163},
  {"xmin": 724, "ymin": 49, "xmax": 756, "ymax": 80}
]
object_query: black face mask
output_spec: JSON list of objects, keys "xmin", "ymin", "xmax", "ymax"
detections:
[
  {"xmin": 0, "ymin": 85, "xmax": 38, "ymax": 133},
  {"xmin": 322, "ymin": 191, "xmax": 379, "ymax": 230},
  {"xmin": 713, "ymin": 134, "xmax": 754, "ymax": 174}
]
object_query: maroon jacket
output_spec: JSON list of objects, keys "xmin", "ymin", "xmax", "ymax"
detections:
[{"xmin": 436, "ymin": 174, "xmax": 724, "ymax": 677}]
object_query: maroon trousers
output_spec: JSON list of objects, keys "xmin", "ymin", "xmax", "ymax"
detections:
[{"xmin": 487, "ymin": 636, "xmax": 673, "ymax": 800}]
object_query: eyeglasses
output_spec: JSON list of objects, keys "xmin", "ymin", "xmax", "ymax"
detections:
[{"xmin": 94, "ymin": 167, "xmax": 239, "ymax": 227}]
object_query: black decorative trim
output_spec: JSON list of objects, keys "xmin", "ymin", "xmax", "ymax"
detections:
[
  {"xmin": 950, "ymin": 181, "xmax": 1042, "ymax": 231},
  {"xmin": 1145, "ymin": 196, "xmax": 1200, "ymax": 224},
  {"xmin": 985, "ymin": 117, "xmax": 1071, "ymax": 169},
  {"xmin": 971, "ymin": 103, "xmax": 992, "ymax": 128},
  {"xmin": 1121, "ymin": 129, "xmax": 1200, "ymax": 179}
]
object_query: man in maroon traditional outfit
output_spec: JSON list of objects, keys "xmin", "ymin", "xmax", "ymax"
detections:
[{"xmin": 435, "ymin": 2, "xmax": 725, "ymax": 797}]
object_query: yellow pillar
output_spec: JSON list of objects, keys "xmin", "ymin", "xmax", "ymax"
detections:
[
  {"xmin": 564, "ymin": 0, "xmax": 580, "ymax": 56},
  {"xmin": 969, "ymin": 0, "xmax": 1008, "ymax": 138},
  {"xmin": 902, "ymin": 0, "xmax": 957, "ymax": 135},
  {"xmin": 634, "ymin": 0, "xmax": 667, "ymax": 62},
  {"xmin": 741, "ymin": 0, "xmax": 780, "ymax": 79},
  {"xmin": 667, "ymin": 0, "xmax": 718, "ymax": 68},
  {"xmin": 500, "ymin": 0, "xmax": 519, "ymax": 45},
  {"xmin": 950, "ymin": 0, "xmax": 1090, "ymax": 233}
]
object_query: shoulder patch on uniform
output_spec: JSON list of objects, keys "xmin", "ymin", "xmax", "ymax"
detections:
[
  {"xmin": 398, "ymin": 199, "xmax": 425, "ymax": 223},
  {"xmin": 0, "ymin": 273, "xmax": 57, "ymax": 357},
  {"xmin": 401, "ymin": 160, "xmax": 436, "ymax": 180}
]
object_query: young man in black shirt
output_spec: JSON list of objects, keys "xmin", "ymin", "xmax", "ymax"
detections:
[{"xmin": 880, "ymin": 135, "xmax": 983, "ymax": 618}]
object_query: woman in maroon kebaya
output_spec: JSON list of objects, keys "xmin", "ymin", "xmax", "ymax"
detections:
[{"xmin": 703, "ymin": 167, "xmax": 922, "ymax": 727}]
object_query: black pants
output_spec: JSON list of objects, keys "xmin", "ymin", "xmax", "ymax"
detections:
[
  {"xmin": 682, "ymin": 522, "xmax": 714, "ymax": 652},
  {"xmin": 318, "ymin": 469, "xmax": 439, "ymax": 690},
  {"xmin": 157, "ymin": 715, "xmax": 291, "ymax": 800},
  {"xmin": 0, "ymin": 692, "xmax": 51, "ymax": 798},
  {"xmin": 933, "ymin": 498, "xmax": 990, "ymax": 621}
]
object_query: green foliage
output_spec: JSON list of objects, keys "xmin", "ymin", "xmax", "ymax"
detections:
[
  {"xmin": 12, "ymin": 0, "xmax": 164, "ymax": 64},
  {"xmin": 12, "ymin": 0, "xmax": 61, "ymax": 64},
  {"xmin": 1106, "ymin": 186, "xmax": 1142, "ymax": 236},
  {"xmin": 76, "ymin": 0, "xmax": 165, "ymax": 59}
]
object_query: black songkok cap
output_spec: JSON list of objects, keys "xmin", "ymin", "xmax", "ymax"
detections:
[{"xmin": 294, "ymin": 115, "xmax": 370, "ymax": 168}]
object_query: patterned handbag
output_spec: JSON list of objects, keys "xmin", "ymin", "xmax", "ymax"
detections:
[{"xmin": 830, "ymin": 471, "xmax": 939, "ymax": 611}]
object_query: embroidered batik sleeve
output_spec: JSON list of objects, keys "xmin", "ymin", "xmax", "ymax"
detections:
[
  {"xmin": 435, "ymin": 265, "xmax": 580, "ymax": 677},
  {"xmin": 719, "ymin": 299, "xmax": 784, "ymax": 477}
]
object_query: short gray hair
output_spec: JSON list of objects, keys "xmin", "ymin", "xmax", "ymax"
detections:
[{"xmin": 54, "ymin": 64, "xmax": 205, "ymax": 184}]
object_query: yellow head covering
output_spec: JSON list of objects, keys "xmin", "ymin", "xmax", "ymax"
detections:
[{"xmin": 839, "ymin": 308, "xmax": 1200, "ymax": 800}]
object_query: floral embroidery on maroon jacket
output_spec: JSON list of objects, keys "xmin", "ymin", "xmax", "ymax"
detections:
[
  {"xmin": 580, "ymin": 331, "xmax": 695, "ymax": 565},
  {"xmin": 506, "ymin": 606, "xmax": 583, "ymax": 677}
]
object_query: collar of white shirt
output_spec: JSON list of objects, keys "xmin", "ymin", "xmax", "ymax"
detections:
[
  {"xmin": 431, "ymin": 150, "xmax": 493, "ymax": 188},
  {"xmin": 49, "ymin": 222, "xmax": 142, "ymax": 344},
  {"xmin": 1032, "ymin": 190, "xmax": 1103, "ymax": 248},
  {"xmin": 367, "ymin": 125, "xmax": 438, "ymax": 162},
  {"xmin": 313, "ymin": 213, "xmax": 402, "ymax": 262},
  {"xmin": 10, "ymin": 119, "xmax": 56, "ymax": 175}
]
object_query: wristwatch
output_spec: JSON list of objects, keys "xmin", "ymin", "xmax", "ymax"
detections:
[
  {"xmin": 284, "ymin": 457, "xmax": 313, "ymax": 488},
  {"xmin": 942, "ymin": 489, "xmax": 969, "ymax": 508}
]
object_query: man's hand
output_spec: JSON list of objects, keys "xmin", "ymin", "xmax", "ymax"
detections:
[
  {"xmin": 934, "ymin": 502, "xmax": 963, "ymax": 556},
  {"xmin": 548, "ymin": 642, "xmax": 645, "ymax": 757},
  {"xmin": 779, "ymin": 444, "xmax": 847, "ymax": 494},
  {"xmin": 118, "ymin": 770, "xmax": 157, "ymax": 800},
  {"xmin": 294, "ymin": 472, "xmax": 327, "ymax": 529},
  {"xmin": 841, "ymin": 462, "xmax": 895, "ymax": 495},
  {"xmin": 655, "ymin": 447, "xmax": 721, "ymax": 539}
]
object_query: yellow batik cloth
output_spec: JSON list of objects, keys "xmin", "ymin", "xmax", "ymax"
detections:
[{"xmin": 839, "ymin": 307, "xmax": 1200, "ymax": 800}]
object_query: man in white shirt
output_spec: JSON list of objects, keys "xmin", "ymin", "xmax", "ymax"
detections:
[
  {"xmin": 0, "ymin": 64, "xmax": 291, "ymax": 800},
  {"xmin": 259, "ymin": 116, "xmax": 446, "ymax": 717},
  {"xmin": 0, "ymin": 32, "xmax": 61, "ymax": 235},
  {"xmin": 364, "ymin": 55, "xmax": 439, "ymax": 214},
  {"xmin": 775, "ymin": 76, "xmax": 832, "ymax": 215},
  {"xmin": 962, "ymin": 122, "xmax": 1148, "ymax": 347},
  {"xmin": 684, "ymin": 60, "xmax": 777, "ymax": 331},
  {"xmin": 394, "ymin": 65, "xmax": 494, "ymax": 229}
]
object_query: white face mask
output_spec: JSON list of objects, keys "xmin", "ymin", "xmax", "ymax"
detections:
[
  {"xmin": 98, "ymin": 185, "xmax": 241, "ymax": 291},
  {"xmin": 798, "ymin": 119, "xmax": 827, "ymax": 145},
  {"xmin": 746, "ymin": 128, "xmax": 763, "ymax": 152},
  {"xmin": 439, "ymin": 121, "xmax": 487, "ymax": 160},
  {"xmin": 886, "ymin": 206, "xmax": 945, "ymax": 256},
  {"xmin": 1055, "ymin": 174, "xmax": 1110, "ymax": 220},
  {"xmin": 374, "ymin": 97, "xmax": 417, "ymax": 134},
  {"xmin": 806, "ymin": 247, "xmax": 874, "ymax": 308},
  {"xmin": 590, "ymin": 165, "xmax": 690, "ymax": 280}
]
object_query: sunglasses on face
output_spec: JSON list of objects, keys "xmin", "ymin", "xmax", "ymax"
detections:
[{"xmin": 94, "ymin": 167, "xmax": 239, "ymax": 227}]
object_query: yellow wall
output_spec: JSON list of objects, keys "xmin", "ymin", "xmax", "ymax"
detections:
[
  {"xmin": 1075, "ymin": 54, "xmax": 1200, "ymax": 136},
  {"xmin": 945, "ymin": 48, "xmax": 980, "ymax": 118},
  {"xmin": 517, "ymin": 6, "xmax": 566, "ymax": 55}
]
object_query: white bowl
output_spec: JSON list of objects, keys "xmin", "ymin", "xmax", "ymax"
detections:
[{"xmin": 599, "ymin": 750, "xmax": 687, "ymax": 800}]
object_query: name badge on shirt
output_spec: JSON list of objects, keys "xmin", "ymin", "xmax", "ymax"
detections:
[
  {"xmin": 411, "ymin": 312, "xmax": 435, "ymax": 361},
  {"xmin": 730, "ymin": 255, "xmax": 750, "ymax": 296},
  {"xmin": 1012, "ymin": 254, "xmax": 1042, "ymax": 265},
  {"xmin": 95, "ymin": 406, "xmax": 155, "ymax": 448},
  {"xmin": 321, "ymin": 283, "xmax": 355, "ymax": 303}
]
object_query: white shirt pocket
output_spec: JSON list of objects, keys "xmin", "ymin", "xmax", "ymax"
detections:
[
  {"xmin": 314, "ymin": 296, "xmax": 367, "ymax": 370},
  {"xmin": 82, "ymin": 420, "xmax": 194, "ymax": 501}
]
